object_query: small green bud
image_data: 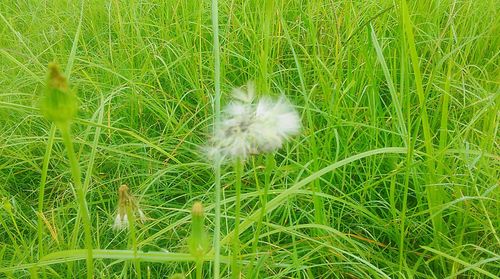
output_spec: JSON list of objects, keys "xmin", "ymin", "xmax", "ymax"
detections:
[
  {"xmin": 40, "ymin": 63, "xmax": 78, "ymax": 125},
  {"xmin": 188, "ymin": 201, "xmax": 210, "ymax": 259}
]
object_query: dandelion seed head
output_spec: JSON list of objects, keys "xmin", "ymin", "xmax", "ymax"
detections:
[
  {"xmin": 206, "ymin": 82, "xmax": 301, "ymax": 163},
  {"xmin": 231, "ymin": 82, "xmax": 255, "ymax": 103},
  {"xmin": 113, "ymin": 214, "xmax": 121, "ymax": 228},
  {"xmin": 122, "ymin": 214, "xmax": 129, "ymax": 226},
  {"xmin": 248, "ymin": 95, "xmax": 301, "ymax": 154},
  {"xmin": 112, "ymin": 213, "xmax": 129, "ymax": 231},
  {"xmin": 112, "ymin": 184, "xmax": 146, "ymax": 231}
]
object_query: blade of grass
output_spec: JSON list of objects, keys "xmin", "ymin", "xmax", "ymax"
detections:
[
  {"xmin": 370, "ymin": 24, "xmax": 408, "ymax": 143},
  {"xmin": 421, "ymin": 246, "xmax": 499, "ymax": 279},
  {"xmin": 400, "ymin": 0, "xmax": 444, "ymax": 240},
  {"xmin": 37, "ymin": 124, "xmax": 56, "ymax": 260}
]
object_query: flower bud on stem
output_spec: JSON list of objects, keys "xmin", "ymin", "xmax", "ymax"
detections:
[
  {"xmin": 188, "ymin": 202, "xmax": 209, "ymax": 279},
  {"xmin": 40, "ymin": 63, "xmax": 93, "ymax": 278},
  {"xmin": 40, "ymin": 63, "xmax": 78, "ymax": 127}
]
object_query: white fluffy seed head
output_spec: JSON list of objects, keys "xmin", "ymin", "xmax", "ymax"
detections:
[
  {"xmin": 231, "ymin": 82, "xmax": 255, "ymax": 103},
  {"xmin": 206, "ymin": 83, "xmax": 301, "ymax": 163},
  {"xmin": 253, "ymin": 96, "xmax": 301, "ymax": 152},
  {"xmin": 112, "ymin": 213, "xmax": 128, "ymax": 231},
  {"xmin": 112, "ymin": 184, "xmax": 146, "ymax": 231}
]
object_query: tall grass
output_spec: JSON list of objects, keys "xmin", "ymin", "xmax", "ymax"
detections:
[{"xmin": 1, "ymin": 0, "xmax": 498, "ymax": 278}]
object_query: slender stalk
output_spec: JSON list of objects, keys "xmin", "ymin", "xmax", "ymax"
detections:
[
  {"xmin": 231, "ymin": 159, "xmax": 243, "ymax": 279},
  {"xmin": 251, "ymin": 155, "xmax": 273, "ymax": 258},
  {"xmin": 128, "ymin": 207, "xmax": 141, "ymax": 279},
  {"xmin": 189, "ymin": 201, "xmax": 207, "ymax": 278},
  {"xmin": 59, "ymin": 123, "xmax": 94, "ymax": 279},
  {"xmin": 213, "ymin": 162, "xmax": 221, "ymax": 278},
  {"xmin": 211, "ymin": 2, "xmax": 220, "ymax": 118},
  {"xmin": 196, "ymin": 260, "xmax": 203, "ymax": 279},
  {"xmin": 211, "ymin": 0, "xmax": 222, "ymax": 277},
  {"xmin": 37, "ymin": 124, "xmax": 56, "ymax": 259}
]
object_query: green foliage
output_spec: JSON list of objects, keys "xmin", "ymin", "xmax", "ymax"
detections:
[{"xmin": 0, "ymin": 0, "xmax": 498, "ymax": 278}]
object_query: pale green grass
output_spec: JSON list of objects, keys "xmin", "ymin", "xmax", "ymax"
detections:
[{"xmin": 1, "ymin": 0, "xmax": 499, "ymax": 278}]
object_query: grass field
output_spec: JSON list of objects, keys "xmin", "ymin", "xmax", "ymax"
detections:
[{"xmin": 0, "ymin": 0, "xmax": 499, "ymax": 278}]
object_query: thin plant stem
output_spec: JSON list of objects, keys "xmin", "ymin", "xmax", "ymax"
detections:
[
  {"xmin": 37, "ymin": 124, "xmax": 56, "ymax": 259},
  {"xmin": 211, "ymin": 3, "xmax": 220, "ymax": 118},
  {"xmin": 59, "ymin": 123, "xmax": 94, "ymax": 279},
  {"xmin": 250, "ymin": 155, "xmax": 273, "ymax": 259},
  {"xmin": 232, "ymin": 158, "xmax": 243, "ymax": 279},
  {"xmin": 196, "ymin": 260, "xmax": 203, "ymax": 279},
  {"xmin": 248, "ymin": 157, "xmax": 260, "ymax": 273},
  {"xmin": 128, "ymin": 207, "xmax": 141, "ymax": 279},
  {"xmin": 213, "ymin": 162, "xmax": 222, "ymax": 278},
  {"xmin": 211, "ymin": 0, "xmax": 222, "ymax": 277}
]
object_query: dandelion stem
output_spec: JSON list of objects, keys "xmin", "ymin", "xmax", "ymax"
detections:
[
  {"xmin": 251, "ymin": 154, "xmax": 274, "ymax": 260},
  {"xmin": 232, "ymin": 158, "xmax": 243, "ymax": 279},
  {"xmin": 211, "ymin": 0, "xmax": 222, "ymax": 277},
  {"xmin": 59, "ymin": 123, "xmax": 93, "ymax": 279},
  {"xmin": 213, "ymin": 162, "xmax": 222, "ymax": 278},
  {"xmin": 128, "ymin": 207, "xmax": 141, "ymax": 279},
  {"xmin": 37, "ymin": 124, "xmax": 56, "ymax": 260},
  {"xmin": 196, "ymin": 260, "xmax": 203, "ymax": 279}
]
